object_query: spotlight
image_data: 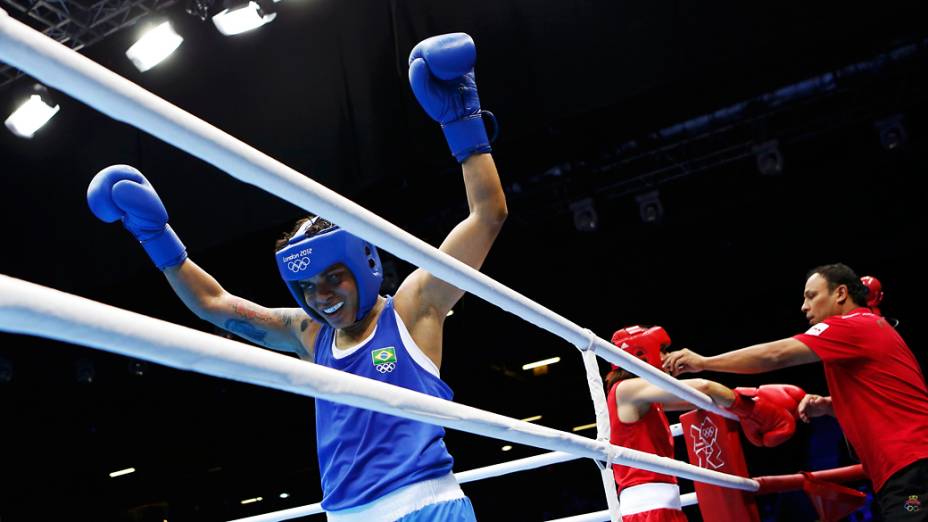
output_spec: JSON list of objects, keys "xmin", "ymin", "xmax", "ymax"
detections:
[
  {"xmin": 875, "ymin": 114, "xmax": 907, "ymax": 151},
  {"xmin": 212, "ymin": 0, "xmax": 276, "ymax": 36},
  {"xmin": 4, "ymin": 84, "xmax": 59, "ymax": 139},
  {"xmin": 569, "ymin": 198, "xmax": 598, "ymax": 232},
  {"xmin": 126, "ymin": 21, "xmax": 184, "ymax": 72},
  {"xmin": 635, "ymin": 190, "xmax": 664, "ymax": 224},
  {"xmin": 753, "ymin": 140, "xmax": 783, "ymax": 176}
]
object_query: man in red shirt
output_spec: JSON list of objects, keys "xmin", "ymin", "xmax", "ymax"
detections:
[{"xmin": 662, "ymin": 263, "xmax": 928, "ymax": 521}]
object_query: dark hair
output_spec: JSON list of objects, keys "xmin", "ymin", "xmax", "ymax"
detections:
[
  {"xmin": 274, "ymin": 215, "xmax": 335, "ymax": 251},
  {"xmin": 604, "ymin": 366, "xmax": 632, "ymax": 392},
  {"xmin": 806, "ymin": 263, "xmax": 869, "ymax": 307}
]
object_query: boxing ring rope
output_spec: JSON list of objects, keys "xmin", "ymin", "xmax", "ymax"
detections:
[
  {"xmin": 754, "ymin": 465, "xmax": 865, "ymax": 494},
  {"xmin": 0, "ymin": 8, "xmax": 735, "ymax": 421},
  {"xmin": 578, "ymin": 349, "xmax": 623, "ymax": 515},
  {"xmin": 230, "ymin": 425, "xmax": 691, "ymax": 522},
  {"xmin": 550, "ymin": 493, "xmax": 701, "ymax": 522},
  {"xmin": 0, "ymin": 275, "xmax": 760, "ymax": 496},
  {"xmin": 230, "ymin": 451, "xmax": 586, "ymax": 522}
]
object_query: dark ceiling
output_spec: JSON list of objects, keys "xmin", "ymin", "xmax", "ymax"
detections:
[{"xmin": 1, "ymin": 1, "xmax": 928, "ymax": 520}]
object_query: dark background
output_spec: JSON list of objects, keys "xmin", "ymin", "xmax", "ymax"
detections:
[{"xmin": 1, "ymin": 0, "xmax": 928, "ymax": 520}]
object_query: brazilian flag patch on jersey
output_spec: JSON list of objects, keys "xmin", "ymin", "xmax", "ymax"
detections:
[{"xmin": 371, "ymin": 347, "xmax": 397, "ymax": 374}]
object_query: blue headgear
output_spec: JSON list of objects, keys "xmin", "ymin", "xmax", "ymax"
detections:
[{"xmin": 275, "ymin": 220, "xmax": 383, "ymax": 323}]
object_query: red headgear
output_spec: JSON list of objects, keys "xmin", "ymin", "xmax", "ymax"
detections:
[
  {"xmin": 610, "ymin": 325, "xmax": 671, "ymax": 370},
  {"xmin": 860, "ymin": 275, "xmax": 883, "ymax": 316}
]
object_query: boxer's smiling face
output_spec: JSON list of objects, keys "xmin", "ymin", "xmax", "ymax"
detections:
[
  {"xmin": 299, "ymin": 264, "xmax": 359, "ymax": 327},
  {"xmin": 801, "ymin": 273, "xmax": 845, "ymax": 325}
]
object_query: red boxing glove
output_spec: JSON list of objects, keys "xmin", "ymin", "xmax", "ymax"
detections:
[
  {"xmin": 726, "ymin": 385, "xmax": 806, "ymax": 447},
  {"xmin": 861, "ymin": 276, "xmax": 884, "ymax": 315}
]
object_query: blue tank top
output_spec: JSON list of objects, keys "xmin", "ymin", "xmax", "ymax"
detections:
[{"xmin": 313, "ymin": 297, "xmax": 455, "ymax": 511}]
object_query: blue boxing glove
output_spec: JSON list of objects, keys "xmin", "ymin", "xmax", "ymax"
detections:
[
  {"xmin": 408, "ymin": 32, "xmax": 495, "ymax": 163},
  {"xmin": 87, "ymin": 165, "xmax": 187, "ymax": 269}
]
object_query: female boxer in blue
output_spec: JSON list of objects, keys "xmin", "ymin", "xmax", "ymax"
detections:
[{"xmin": 87, "ymin": 33, "xmax": 505, "ymax": 522}]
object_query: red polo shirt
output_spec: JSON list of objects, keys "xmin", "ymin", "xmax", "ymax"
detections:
[{"xmin": 794, "ymin": 308, "xmax": 928, "ymax": 491}]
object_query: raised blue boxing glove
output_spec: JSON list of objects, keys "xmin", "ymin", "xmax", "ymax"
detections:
[
  {"xmin": 408, "ymin": 32, "xmax": 495, "ymax": 163},
  {"xmin": 87, "ymin": 165, "xmax": 187, "ymax": 269}
]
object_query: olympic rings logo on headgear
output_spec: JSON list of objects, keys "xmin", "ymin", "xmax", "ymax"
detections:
[{"xmin": 287, "ymin": 257, "xmax": 310, "ymax": 272}]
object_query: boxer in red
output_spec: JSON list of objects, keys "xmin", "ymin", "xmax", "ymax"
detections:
[{"xmin": 606, "ymin": 325, "xmax": 804, "ymax": 521}]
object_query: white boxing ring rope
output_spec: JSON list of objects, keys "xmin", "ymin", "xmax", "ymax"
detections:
[
  {"xmin": 230, "ymin": 451, "xmax": 585, "ymax": 522},
  {"xmin": 0, "ymin": 10, "xmax": 752, "ymax": 520},
  {"xmin": 0, "ymin": 275, "xmax": 758, "ymax": 495},
  {"xmin": 0, "ymin": 8, "xmax": 734, "ymax": 421},
  {"xmin": 0, "ymin": 276, "xmax": 741, "ymax": 519},
  {"xmin": 548, "ymin": 492, "xmax": 700, "ymax": 522},
  {"xmin": 229, "ymin": 427, "xmax": 691, "ymax": 522}
]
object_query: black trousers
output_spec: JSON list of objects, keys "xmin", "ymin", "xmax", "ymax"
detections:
[{"xmin": 876, "ymin": 459, "xmax": 928, "ymax": 521}]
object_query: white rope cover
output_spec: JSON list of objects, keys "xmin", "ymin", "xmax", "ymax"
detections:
[
  {"xmin": 548, "ymin": 494, "xmax": 698, "ymax": 522},
  {"xmin": 579, "ymin": 349, "xmax": 621, "ymax": 521},
  {"xmin": 0, "ymin": 274, "xmax": 758, "ymax": 496},
  {"xmin": 230, "ymin": 425, "xmax": 687, "ymax": 521},
  {"xmin": 0, "ymin": 10, "xmax": 734, "ymax": 419},
  {"xmin": 230, "ymin": 451, "xmax": 584, "ymax": 522}
]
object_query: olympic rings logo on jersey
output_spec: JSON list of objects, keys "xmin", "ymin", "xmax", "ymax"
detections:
[
  {"xmin": 287, "ymin": 257, "xmax": 310, "ymax": 272},
  {"xmin": 375, "ymin": 362, "xmax": 396, "ymax": 373}
]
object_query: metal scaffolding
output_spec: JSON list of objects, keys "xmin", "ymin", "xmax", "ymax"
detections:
[{"xmin": 1, "ymin": 0, "xmax": 176, "ymax": 87}]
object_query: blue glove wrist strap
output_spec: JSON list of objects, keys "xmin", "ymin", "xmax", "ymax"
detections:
[
  {"xmin": 442, "ymin": 111, "xmax": 494, "ymax": 163},
  {"xmin": 141, "ymin": 224, "xmax": 188, "ymax": 269}
]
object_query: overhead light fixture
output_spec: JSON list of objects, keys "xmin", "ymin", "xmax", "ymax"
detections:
[
  {"xmin": 279, "ymin": 492, "xmax": 289, "ymax": 499},
  {"xmin": 522, "ymin": 357, "xmax": 560, "ymax": 371},
  {"xmin": 129, "ymin": 360, "xmax": 147, "ymax": 377},
  {"xmin": 753, "ymin": 140, "xmax": 783, "ymax": 176},
  {"xmin": 126, "ymin": 21, "xmax": 184, "ymax": 72},
  {"xmin": 635, "ymin": 190, "xmax": 664, "ymax": 224},
  {"xmin": 572, "ymin": 422, "xmax": 597, "ymax": 432},
  {"xmin": 569, "ymin": 198, "xmax": 598, "ymax": 232},
  {"xmin": 520, "ymin": 415, "xmax": 542, "ymax": 423},
  {"xmin": 109, "ymin": 467, "xmax": 136, "ymax": 478},
  {"xmin": 240, "ymin": 497, "xmax": 263, "ymax": 505},
  {"xmin": 4, "ymin": 84, "xmax": 59, "ymax": 139},
  {"xmin": 501, "ymin": 445, "xmax": 513, "ymax": 452},
  {"xmin": 212, "ymin": 0, "xmax": 276, "ymax": 36}
]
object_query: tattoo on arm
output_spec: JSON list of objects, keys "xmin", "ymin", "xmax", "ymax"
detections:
[
  {"xmin": 232, "ymin": 302, "xmax": 273, "ymax": 323},
  {"xmin": 275, "ymin": 309, "xmax": 293, "ymax": 329},
  {"xmin": 226, "ymin": 302, "xmax": 275, "ymax": 342},
  {"xmin": 300, "ymin": 319, "xmax": 309, "ymax": 332},
  {"xmin": 224, "ymin": 319, "xmax": 268, "ymax": 342}
]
